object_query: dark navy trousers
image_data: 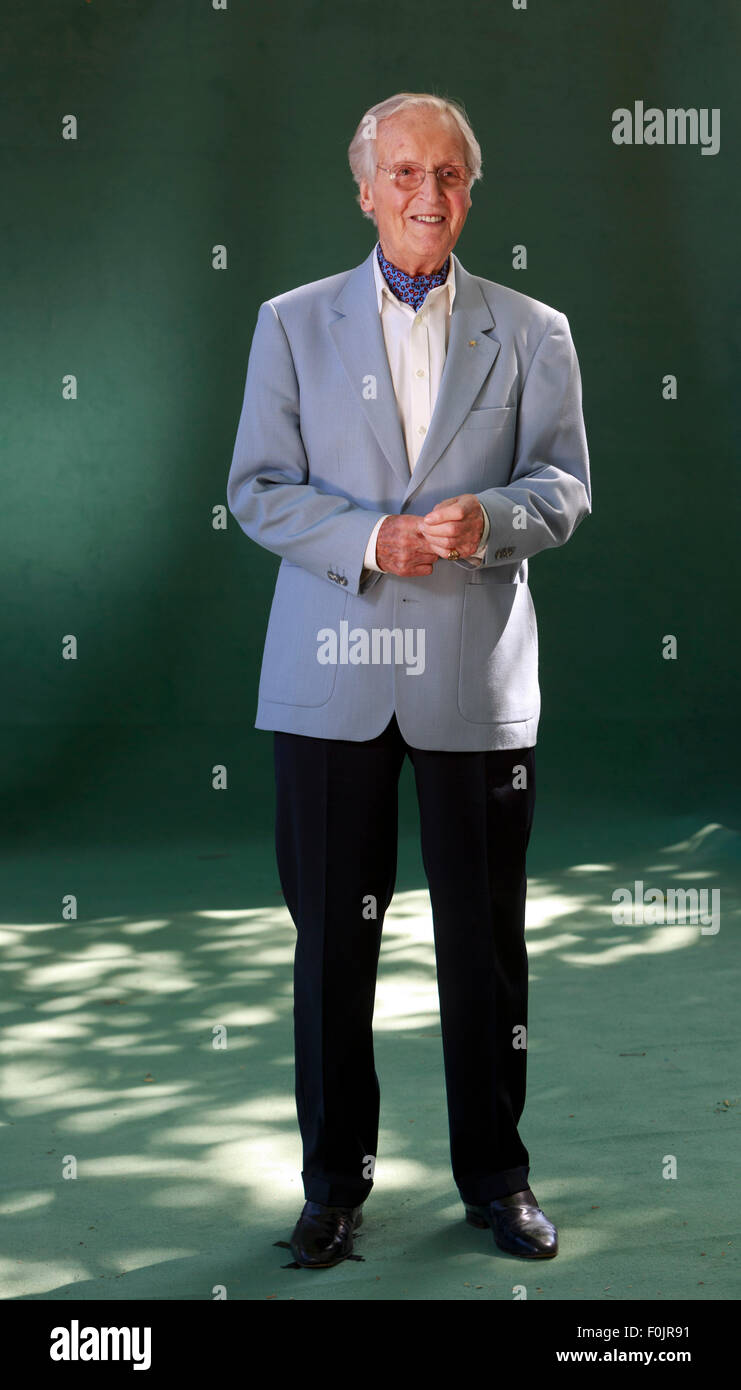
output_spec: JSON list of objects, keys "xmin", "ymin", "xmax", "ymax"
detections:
[{"xmin": 273, "ymin": 713, "xmax": 536, "ymax": 1208}]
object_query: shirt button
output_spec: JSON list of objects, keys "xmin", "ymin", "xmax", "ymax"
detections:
[
  {"xmin": 417, "ymin": 424, "xmax": 426, "ymax": 435},
  {"xmin": 415, "ymin": 368, "xmax": 425, "ymax": 378}
]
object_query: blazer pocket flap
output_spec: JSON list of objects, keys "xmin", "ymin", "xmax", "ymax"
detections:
[{"xmin": 464, "ymin": 405, "xmax": 517, "ymax": 430}]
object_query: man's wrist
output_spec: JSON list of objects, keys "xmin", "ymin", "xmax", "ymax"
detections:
[
  {"xmin": 363, "ymin": 514, "xmax": 389, "ymax": 572},
  {"xmin": 473, "ymin": 500, "xmax": 490, "ymax": 558}
]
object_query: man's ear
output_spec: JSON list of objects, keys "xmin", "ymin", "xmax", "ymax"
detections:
[{"xmin": 358, "ymin": 178, "xmax": 374, "ymax": 215}]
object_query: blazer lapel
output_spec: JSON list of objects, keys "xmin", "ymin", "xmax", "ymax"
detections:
[
  {"xmin": 328, "ymin": 247, "xmax": 501, "ymax": 497},
  {"xmin": 328, "ymin": 250, "xmax": 410, "ymax": 487},
  {"xmin": 403, "ymin": 254, "xmax": 501, "ymax": 503}
]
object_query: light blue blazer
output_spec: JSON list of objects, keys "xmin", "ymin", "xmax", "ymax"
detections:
[{"xmin": 227, "ymin": 245, "xmax": 591, "ymax": 750}]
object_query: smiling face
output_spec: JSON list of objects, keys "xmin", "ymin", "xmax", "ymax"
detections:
[{"xmin": 358, "ymin": 108, "xmax": 473, "ymax": 275}]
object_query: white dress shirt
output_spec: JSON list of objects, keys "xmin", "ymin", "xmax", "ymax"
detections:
[{"xmin": 362, "ymin": 242, "xmax": 490, "ymax": 573}]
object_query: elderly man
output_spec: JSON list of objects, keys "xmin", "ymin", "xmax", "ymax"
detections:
[{"xmin": 227, "ymin": 92, "xmax": 591, "ymax": 1268}]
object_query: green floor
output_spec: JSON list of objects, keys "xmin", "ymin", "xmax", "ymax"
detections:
[{"xmin": 2, "ymin": 791, "xmax": 739, "ymax": 1301}]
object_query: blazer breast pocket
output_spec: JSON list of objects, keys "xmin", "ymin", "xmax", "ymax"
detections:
[{"xmin": 463, "ymin": 405, "xmax": 517, "ymax": 431}]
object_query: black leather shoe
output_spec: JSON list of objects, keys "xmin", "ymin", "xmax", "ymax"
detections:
[
  {"xmin": 289, "ymin": 1200, "xmax": 364, "ymax": 1268},
  {"xmin": 465, "ymin": 1187, "xmax": 558, "ymax": 1258}
]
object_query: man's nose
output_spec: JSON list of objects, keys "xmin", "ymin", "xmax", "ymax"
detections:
[{"xmin": 421, "ymin": 169, "xmax": 446, "ymax": 192}]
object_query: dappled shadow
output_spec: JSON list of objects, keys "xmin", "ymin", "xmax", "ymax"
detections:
[{"xmin": 2, "ymin": 815, "xmax": 739, "ymax": 1300}]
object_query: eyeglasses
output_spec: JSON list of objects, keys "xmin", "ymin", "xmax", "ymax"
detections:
[{"xmin": 376, "ymin": 162, "xmax": 471, "ymax": 191}]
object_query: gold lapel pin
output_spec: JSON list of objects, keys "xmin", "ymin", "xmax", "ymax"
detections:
[{"xmin": 468, "ymin": 339, "xmax": 477, "ymax": 347}]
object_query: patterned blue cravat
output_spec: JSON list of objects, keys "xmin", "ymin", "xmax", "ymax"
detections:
[{"xmin": 377, "ymin": 241, "xmax": 450, "ymax": 311}]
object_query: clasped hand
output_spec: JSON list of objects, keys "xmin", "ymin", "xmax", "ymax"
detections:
[{"xmin": 375, "ymin": 495, "xmax": 483, "ymax": 577}]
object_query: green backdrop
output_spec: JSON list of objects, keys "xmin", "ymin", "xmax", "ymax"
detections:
[{"xmin": 3, "ymin": 0, "xmax": 738, "ymax": 852}]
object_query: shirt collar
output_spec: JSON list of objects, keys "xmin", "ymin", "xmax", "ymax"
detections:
[{"xmin": 373, "ymin": 240, "xmax": 456, "ymax": 315}]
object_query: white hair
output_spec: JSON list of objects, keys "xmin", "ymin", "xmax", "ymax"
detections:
[{"xmin": 348, "ymin": 91, "xmax": 483, "ymax": 223}]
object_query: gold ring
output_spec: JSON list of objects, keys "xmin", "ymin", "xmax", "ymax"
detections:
[{"xmin": 447, "ymin": 549, "xmax": 460, "ymax": 561}]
